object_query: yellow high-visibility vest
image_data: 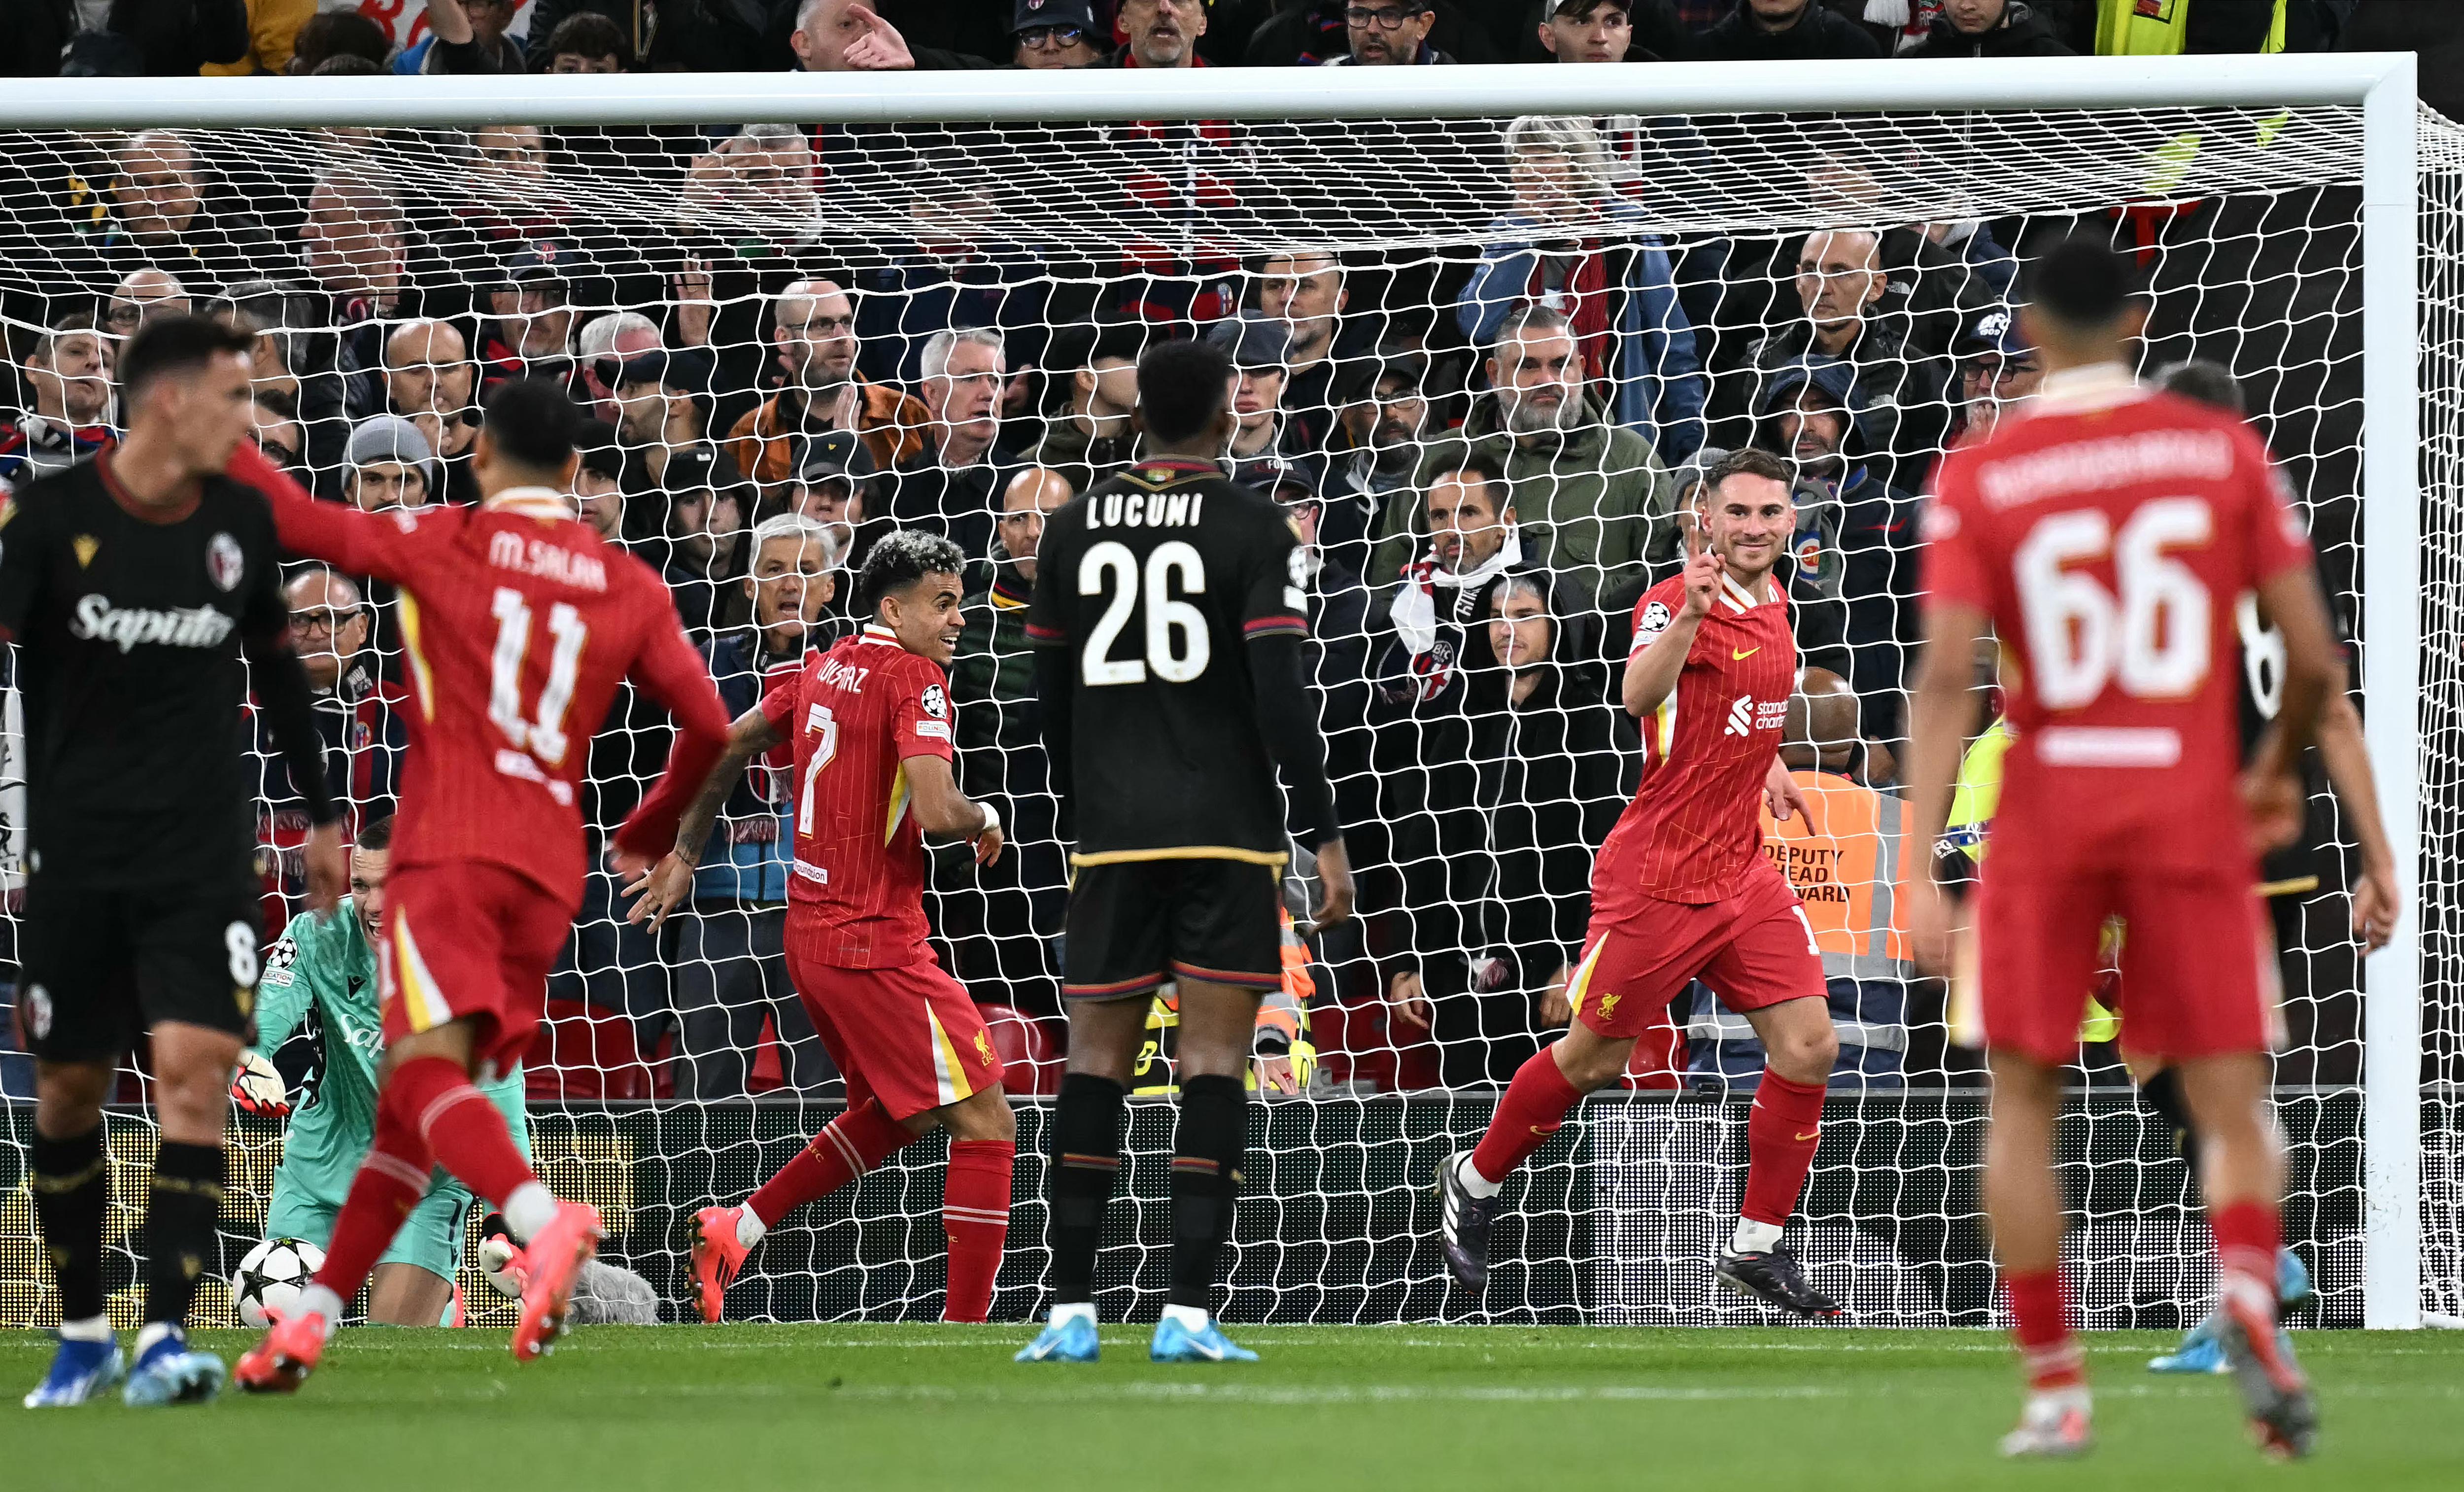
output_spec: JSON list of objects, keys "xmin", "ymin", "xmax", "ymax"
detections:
[{"xmin": 2095, "ymin": 0, "xmax": 2287, "ymax": 57}]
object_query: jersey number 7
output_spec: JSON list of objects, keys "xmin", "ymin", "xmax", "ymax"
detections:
[
  {"xmin": 488, "ymin": 586, "xmax": 588, "ymax": 768},
  {"xmin": 798, "ymin": 702, "xmax": 841, "ymax": 835}
]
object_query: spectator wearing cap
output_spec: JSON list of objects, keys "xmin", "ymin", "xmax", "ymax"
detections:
[
  {"xmin": 1, "ymin": 313, "xmax": 115, "ymax": 493},
  {"xmin": 1322, "ymin": 347, "xmax": 1430, "ymax": 588},
  {"xmin": 1245, "ymin": 0, "xmax": 1500, "ymax": 64},
  {"xmin": 1325, "ymin": 0, "xmax": 1456, "ymax": 63},
  {"xmin": 608, "ymin": 348, "xmax": 715, "ymax": 502},
  {"xmin": 884, "ymin": 327, "xmax": 1015, "ymax": 568},
  {"xmin": 653, "ymin": 442, "xmax": 750, "ymax": 637},
  {"xmin": 103, "ymin": 267, "xmax": 192, "ymax": 341},
  {"xmin": 476, "ymin": 238, "xmax": 582, "ymax": 388},
  {"xmin": 1951, "ymin": 304, "xmax": 2043, "ymax": 444},
  {"xmin": 773, "ymin": 430, "xmax": 874, "ymax": 590},
  {"xmin": 575, "ymin": 310, "xmax": 664, "ymax": 430},
  {"xmin": 724, "ymin": 278, "xmax": 930, "ymax": 505},
  {"xmin": 343, "ymin": 414, "xmax": 437, "ymax": 513},
  {"xmin": 1024, "ymin": 321, "xmax": 1143, "ymax": 496},
  {"xmin": 1866, "ymin": 219, "xmax": 2020, "ymax": 363},
  {"xmin": 943, "ymin": 465, "xmax": 1075, "ymax": 1015},
  {"xmin": 1256, "ymin": 250, "xmax": 1364, "ymax": 456},
  {"xmin": 1901, "ymin": 0, "xmax": 2074, "ymax": 57},
  {"xmin": 1374, "ymin": 304, "xmax": 1678, "ymax": 597},
  {"xmin": 418, "ymin": 0, "xmax": 525, "ymax": 73},
  {"xmin": 1459, "ymin": 116, "xmax": 1706, "ymax": 464},
  {"xmin": 1012, "ymin": 0, "xmax": 1106, "ymax": 66},
  {"xmin": 1209, "ymin": 314, "xmax": 1303, "ymax": 473},
  {"xmin": 1713, "ymin": 227, "xmax": 1953, "ymax": 491},
  {"xmin": 1527, "ymin": 0, "xmax": 1691, "ymax": 62},
  {"xmin": 1753, "ymin": 359, "xmax": 1920, "ymax": 749},
  {"xmin": 383, "ymin": 318, "xmax": 480, "ymax": 505},
  {"xmin": 670, "ymin": 512, "xmax": 841, "ymax": 1098},
  {"xmin": 1691, "ymin": 0, "xmax": 1882, "ymax": 59},
  {"xmin": 74, "ymin": 130, "xmax": 280, "ymax": 300}
]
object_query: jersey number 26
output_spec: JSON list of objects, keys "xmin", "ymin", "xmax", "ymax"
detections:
[
  {"xmin": 1080, "ymin": 539, "xmax": 1209, "ymax": 687},
  {"xmin": 2014, "ymin": 498, "xmax": 2212, "ymax": 708}
]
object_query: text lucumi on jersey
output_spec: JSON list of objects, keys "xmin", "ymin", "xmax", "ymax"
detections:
[{"xmin": 1083, "ymin": 490, "xmax": 1206, "ymax": 530}]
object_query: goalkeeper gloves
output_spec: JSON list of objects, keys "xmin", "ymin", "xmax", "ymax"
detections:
[{"xmin": 230, "ymin": 1050, "xmax": 291, "ymax": 1117}]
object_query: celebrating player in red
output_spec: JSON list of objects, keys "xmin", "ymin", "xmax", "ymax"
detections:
[
  {"xmin": 624, "ymin": 530, "xmax": 1016, "ymax": 1325},
  {"xmin": 1904, "ymin": 239, "xmax": 2341, "ymax": 1459},
  {"xmin": 1436, "ymin": 447, "xmax": 1843, "ymax": 1319},
  {"xmin": 229, "ymin": 379, "xmax": 732, "ymax": 1389}
]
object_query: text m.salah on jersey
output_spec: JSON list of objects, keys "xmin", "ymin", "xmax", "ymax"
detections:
[
  {"xmin": 68, "ymin": 594, "xmax": 237, "ymax": 652},
  {"xmin": 487, "ymin": 530, "xmax": 608, "ymax": 591}
]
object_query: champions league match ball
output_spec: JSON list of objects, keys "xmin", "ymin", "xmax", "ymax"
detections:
[{"xmin": 232, "ymin": 1237, "xmax": 327, "ymax": 1329}]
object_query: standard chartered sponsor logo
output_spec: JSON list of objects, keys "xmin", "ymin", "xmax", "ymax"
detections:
[{"xmin": 69, "ymin": 593, "xmax": 235, "ymax": 652}]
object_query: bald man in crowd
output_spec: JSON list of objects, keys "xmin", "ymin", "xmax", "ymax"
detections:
[{"xmin": 384, "ymin": 319, "xmax": 480, "ymax": 504}]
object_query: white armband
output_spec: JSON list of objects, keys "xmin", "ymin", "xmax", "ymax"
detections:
[{"xmin": 976, "ymin": 799, "xmax": 1002, "ymax": 838}]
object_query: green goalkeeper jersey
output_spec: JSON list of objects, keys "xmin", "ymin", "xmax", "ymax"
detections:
[{"xmin": 252, "ymin": 898, "xmax": 527, "ymax": 1203}]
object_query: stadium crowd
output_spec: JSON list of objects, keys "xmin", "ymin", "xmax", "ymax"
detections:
[{"xmin": 0, "ymin": 0, "xmax": 2442, "ymax": 1104}]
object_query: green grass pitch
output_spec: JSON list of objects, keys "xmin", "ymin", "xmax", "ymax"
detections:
[{"xmin": 10, "ymin": 1325, "xmax": 2464, "ymax": 1490}]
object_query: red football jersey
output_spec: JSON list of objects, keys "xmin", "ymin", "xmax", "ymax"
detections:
[
  {"xmin": 1590, "ymin": 571, "xmax": 1798, "ymax": 912},
  {"xmin": 1923, "ymin": 370, "xmax": 2315, "ymax": 875},
  {"xmin": 758, "ymin": 622, "xmax": 955, "ymax": 970},
  {"xmin": 230, "ymin": 445, "xmax": 731, "ymax": 905}
]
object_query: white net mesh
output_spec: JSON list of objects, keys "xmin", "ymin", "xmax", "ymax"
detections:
[{"xmin": 0, "ymin": 88, "xmax": 2437, "ymax": 1328}]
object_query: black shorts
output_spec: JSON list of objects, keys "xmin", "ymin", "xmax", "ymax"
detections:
[
  {"xmin": 1062, "ymin": 855, "xmax": 1284, "ymax": 1001},
  {"xmin": 13, "ymin": 873, "xmax": 264, "ymax": 1062}
]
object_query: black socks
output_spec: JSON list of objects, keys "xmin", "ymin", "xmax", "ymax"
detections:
[
  {"xmin": 1047, "ymin": 1073, "xmax": 1126, "ymax": 1306},
  {"xmin": 31, "ymin": 1124, "xmax": 108, "ymax": 1323}
]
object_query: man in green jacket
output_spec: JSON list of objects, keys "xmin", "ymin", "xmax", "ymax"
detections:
[
  {"xmin": 234, "ymin": 816, "xmax": 529, "ymax": 1326},
  {"xmin": 1371, "ymin": 303, "xmax": 1679, "ymax": 598}
]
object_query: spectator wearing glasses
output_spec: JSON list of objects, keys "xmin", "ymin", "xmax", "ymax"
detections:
[
  {"xmin": 1011, "ymin": 0, "xmax": 1106, "ymax": 67},
  {"xmin": 725, "ymin": 277, "xmax": 930, "ymax": 504},
  {"xmin": 1326, "ymin": 0, "xmax": 1456, "ymax": 64},
  {"xmin": 1322, "ymin": 346, "xmax": 1431, "ymax": 588},
  {"xmin": 251, "ymin": 566, "xmax": 406, "ymax": 922},
  {"xmin": 75, "ymin": 130, "xmax": 279, "ymax": 299},
  {"xmin": 1246, "ymin": 0, "xmax": 1498, "ymax": 64},
  {"xmin": 103, "ymin": 267, "xmax": 192, "ymax": 340},
  {"xmin": 1950, "ymin": 305, "xmax": 2043, "ymax": 444},
  {"xmin": 943, "ymin": 465, "xmax": 1077, "ymax": 1016},
  {"xmin": 1459, "ymin": 114, "xmax": 1708, "ymax": 463},
  {"xmin": 1, "ymin": 313, "xmax": 115, "ymax": 492},
  {"xmin": 419, "ymin": 0, "xmax": 527, "ymax": 74},
  {"xmin": 474, "ymin": 240, "xmax": 582, "ymax": 390},
  {"xmin": 670, "ymin": 513, "xmax": 842, "ymax": 1098}
]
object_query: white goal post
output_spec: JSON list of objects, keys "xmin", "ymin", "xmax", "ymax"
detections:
[{"xmin": 0, "ymin": 53, "xmax": 2444, "ymax": 1332}]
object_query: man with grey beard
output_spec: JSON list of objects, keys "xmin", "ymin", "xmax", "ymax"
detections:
[{"xmin": 1370, "ymin": 304, "xmax": 1678, "ymax": 599}]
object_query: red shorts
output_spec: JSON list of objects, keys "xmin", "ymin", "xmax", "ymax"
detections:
[
  {"xmin": 378, "ymin": 860, "xmax": 576, "ymax": 1075},
  {"xmin": 786, "ymin": 925, "xmax": 1005, "ymax": 1121},
  {"xmin": 1569, "ymin": 861, "xmax": 1823, "ymax": 1040},
  {"xmin": 1978, "ymin": 866, "xmax": 2281, "ymax": 1067}
]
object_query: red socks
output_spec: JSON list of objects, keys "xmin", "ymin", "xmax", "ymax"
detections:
[
  {"xmin": 749, "ymin": 1100, "xmax": 913, "ymax": 1228},
  {"xmin": 2211, "ymin": 1198, "xmax": 2282, "ymax": 1310},
  {"xmin": 389, "ymin": 1055, "xmax": 539, "ymax": 1208},
  {"xmin": 311, "ymin": 1084, "xmax": 437, "ymax": 1302},
  {"xmin": 1741, "ymin": 1071, "xmax": 1826, "ymax": 1228},
  {"xmin": 2005, "ymin": 1268, "xmax": 2084, "ymax": 1391},
  {"xmin": 1468, "ymin": 1047, "xmax": 1585, "ymax": 1185},
  {"xmin": 941, "ymin": 1139, "xmax": 1015, "ymax": 1323}
]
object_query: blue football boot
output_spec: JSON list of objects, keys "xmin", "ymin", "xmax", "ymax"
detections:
[
  {"xmin": 22, "ymin": 1333, "xmax": 123, "ymax": 1408},
  {"xmin": 1015, "ymin": 1312, "xmax": 1100, "ymax": 1363},
  {"xmin": 1150, "ymin": 1315, "xmax": 1258, "ymax": 1363},
  {"xmin": 122, "ymin": 1325, "xmax": 226, "ymax": 1407}
]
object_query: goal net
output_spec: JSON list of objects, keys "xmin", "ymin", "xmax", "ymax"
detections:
[{"xmin": 0, "ymin": 61, "xmax": 2446, "ymax": 1332}]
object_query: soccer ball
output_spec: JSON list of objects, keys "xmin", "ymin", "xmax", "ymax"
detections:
[{"xmin": 232, "ymin": 1237, "xmax": 326, "ymax": 1329}]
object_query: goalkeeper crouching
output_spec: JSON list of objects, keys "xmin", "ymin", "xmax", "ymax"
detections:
[
  {"xmin": 236, "ymin": 816, "xmax": 529, "ymax": 1326},
  {"xmin": 240, "ymin": 815, "xmax": 661, "ymax": 1326}
]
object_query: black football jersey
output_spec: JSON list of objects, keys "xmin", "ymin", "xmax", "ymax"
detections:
[
  {"xmin": 1026, "ymin": 458, "xmax": 1309, "ymax": 860},
  {"xmin": 2234, "ymin": 557, "xmax": 2347, "ymax": 886},
  {"xmin": 0, "ymin": 453, "xmax": 289, "ymax": 886}
]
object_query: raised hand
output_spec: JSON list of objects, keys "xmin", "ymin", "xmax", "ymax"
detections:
[
  {"xmin": 1679, "ymin": 510, "xmax": 1723, "ymax": 622},
  {"xmin": 842, "ymin": 4, "xmax": 916, "ymax": 70}
]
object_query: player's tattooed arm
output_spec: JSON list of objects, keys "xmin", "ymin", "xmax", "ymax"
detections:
[
  {"xmin": 620, "ymin": 706, "xmax": 783, "ymax": 931},
  {"xmin": 900, "ymin": 753, "xmax": 1004, "ymax": 865}
]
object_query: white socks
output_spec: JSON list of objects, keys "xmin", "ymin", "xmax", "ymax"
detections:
[
  {"xmin": 1731, "ymin": 1217, "xmax": 1784, "ymax": 1254},
  {"xmin": 1456, "ymin": 1154, "xmax": 1503, "ymax": 1200},
  {"xmin": 1050, "ymin": 1301, "xmax": 1096, "ymax": 1329},
  {"xmin": 504, "ymin": 1182, "xmax": 560, "ymax": 1243},
  {"xmin": 736, "ymin": 1206, "xmax": 768, "ymax": 1250},
  {"xmin": 1160, "ymin": 1303, "xmax": 1210, "ymax": 1333},
  {"xmin": 58, "ymin": 1315, "xmax": 110, "ymax": 1343},
  {"xmin": 297, "ymin": 1283, "xmax": 345, "ymax": 1330},
  {"xmin": 134, "ymin": 1321, "xmax": 179, "ymax": 1356}
]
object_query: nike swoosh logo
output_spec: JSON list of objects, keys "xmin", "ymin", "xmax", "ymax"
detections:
[
  {"xmin": 1733, "ymin": 647, "xmax": 1762, "ymax": 660},
  {"xmin": 1794, "ymin": 1131, "xmax": 1820, "ymax": 1142}
]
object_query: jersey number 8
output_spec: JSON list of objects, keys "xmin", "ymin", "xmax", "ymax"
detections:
[
  {"xmin": 2013, "ymin": 497, "xmax": 2212, "ymax": 709},
  {"xmin": 1080, "ymin": 539, "xmax": 1209, "ymax": 687}
]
